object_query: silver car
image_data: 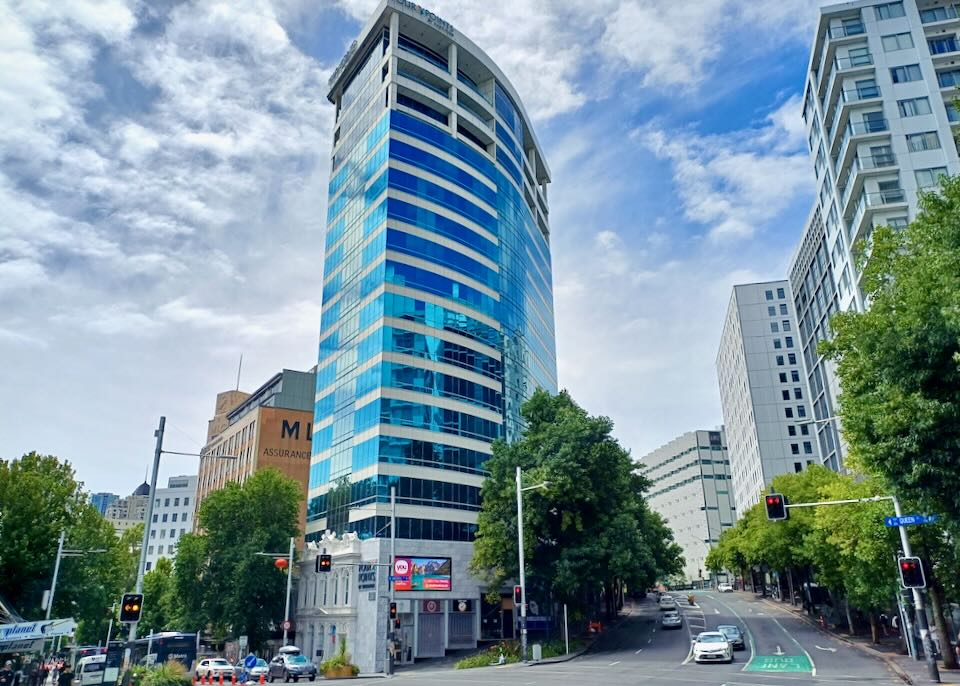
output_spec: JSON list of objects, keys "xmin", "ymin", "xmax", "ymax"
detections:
[{"xmin": 661, "ymin": 610, "xmax": 682, "ymax": 629}]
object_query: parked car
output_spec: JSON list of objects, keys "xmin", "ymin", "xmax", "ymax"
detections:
[
  {"xmin": 268, "ymin": 654, "xmax": 316, "ymax": 682},
  {"xmin": 195, "ymin": 659, "xmax": 236, "ymax": 681},
  {"xmin": 658, "ymin": 594, "xmax": 677, "ymax": 610},
  {"xmin": 75, "ymin": 655, "xmax": 106, "ymax": 686},
  {"xmin": 660, "ymin": 611, "xmax": 683, "ymax": 629},
  {"xmin": 692, "ymin": 631, "xmax": 733, "ymax": 664},
  {"xmin": 240, "ymin": 659, "xmax": 269, "ymax": 682},
  {"xmin": 717, "ymin": 624, "xmax": 746, "ymax": 650},
  {"xmin": 717, "ymin": 583, "xmax": 734, "ymax": 593}
]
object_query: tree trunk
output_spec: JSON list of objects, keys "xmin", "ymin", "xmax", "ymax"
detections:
[
  {"xmin": 869, "ymin": 612, "xmax": 879, "ymax": 644},
  {"xmin": 845, "ymin": 597, "xmax": 856, "ymax": 635},
  {"xmin": 786, "ymin": 568, "xmax": 796, "ymax": 605},
  {"xmin": 930, "ymin": 581, "xmax": 958, "ymax": 669}
]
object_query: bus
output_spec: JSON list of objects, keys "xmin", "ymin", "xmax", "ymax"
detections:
[{"xmin": 131, "ymin": 633, "xmax": 198, "ymax": 669}]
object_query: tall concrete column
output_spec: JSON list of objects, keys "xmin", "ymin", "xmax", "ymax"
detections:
[{"xmin": 448, "ymin": 42, "xmax": 458, "ymax": 135}]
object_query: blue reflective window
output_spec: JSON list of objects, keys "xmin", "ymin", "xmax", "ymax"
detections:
[
  {"xmin": 495, "ymin": 82, "xmax": 523, "ymax": 143},
  {"xmin": 390, "ymin": 111, "xmax": 496, "ymax": 181},
  {"xmin": 397, "ymin": 93, "xmax": 447, "ymax": 125},
  {"xmin": 390, "ymin": 139, "xmax": 496, "ymax": 206},
  {"xmin": 389, "ymin": 169, "xmax": 496, "ymax": 232},
  {"xmin": 387, "ymin": 198, "xmax": 498, "ymax": 257},
  {"xmin": 385, "ymin": 261, "xmax": 499, "ymax": 318},
  {"xmin": 496, "ymin": 121, "xmax": 523, "ymax": 166},
  {"xmin": 381, "ymin": 361, "xmax": 503, "ymax": 412},
  {"xmin": 496, "ymin": 146, "xmax": 522, "ymax": 185},
  {"xmin": 384, "ymin": 293, "xmax": 501, "ymax": 347},
  {"xmin": 379, "ymin": 397, "xmax": 502, "ymax": 441},
  {"xmin": 386, "ymin": 229, "xmax": 498, "ymax": 289},
  {"xmin": 384, "ymin": 325, "xmax": 502, "ymax": 379}
]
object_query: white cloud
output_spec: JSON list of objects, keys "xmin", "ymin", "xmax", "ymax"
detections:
[{"xmin": 638, "ymin": 102, "xmax": 814, "ymax": 242}]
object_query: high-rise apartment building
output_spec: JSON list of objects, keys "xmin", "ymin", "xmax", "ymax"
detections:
[
  {"xmin": 302, "ymin": 0, "xmax": 557, "ymax": 666},
  {"xmin": 145, "ymin": 475, "xmax": 197, "ymax": 571},
  {"xmin": 717, "ymin": 282, "xmax": 820, "ymax": 516},
  {"xmin": 638, "ymin": 430, "xmax": 735, "ymax": 585},
  {"xmin": 196, "ymin": 369, "xmax": 315, "ymax": 537},
  {"xmin": 793, "ymin": 0, "xmax": 960, "ymax": 468}
]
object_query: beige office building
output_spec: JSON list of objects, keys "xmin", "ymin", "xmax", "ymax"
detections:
[{"xmin": 196, "ymin": 369, "xmax": 316, "ymax": 537}]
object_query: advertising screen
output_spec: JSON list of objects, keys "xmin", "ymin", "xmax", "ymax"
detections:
[{"xmin": 393, "ymin": 557, "xmax": 452, "ymax": 591}]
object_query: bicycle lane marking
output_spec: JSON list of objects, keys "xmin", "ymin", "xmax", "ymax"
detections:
[{"xmin": 769, "ymin": 611, "xmax": 817, "ymax": 677}]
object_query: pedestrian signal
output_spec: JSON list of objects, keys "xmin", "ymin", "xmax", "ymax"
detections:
[
  {"xmin": 765, "ymin": 494, "xmax": 788, "ymax": 521},
  {"xmin": 119, "ymin": 593, "xmax": 144, "ymax": 622},
  {"xmin": 898, "ymin": 557, "xmax": 926, "ymax": 589}
]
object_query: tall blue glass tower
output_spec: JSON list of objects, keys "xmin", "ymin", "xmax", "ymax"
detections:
[{"xmin": 307, "ymin": 0, "xmax": 556, "ymax": 549}]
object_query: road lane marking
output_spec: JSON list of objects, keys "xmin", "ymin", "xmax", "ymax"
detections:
[
  {"xmin": 634, "ymin": 649, "xmax": 643, "ymax": 654},
  {"xmin": 815, "ymin": 645, "xmax": 837, "ymax": 652},
  {"xmin": 609, "ymin": 661, "xmax": 621, "ymax": 666},
  {"xmin": 770, "ymin": 615, "xmax": 817, "ymax": 677},
  {"xmin": 648, "ymin": 639, "xmax": 653, "ymax": 643},
  {"xmin": 706, "ymin": 593, "xmax": 757, "ymax": 672}
]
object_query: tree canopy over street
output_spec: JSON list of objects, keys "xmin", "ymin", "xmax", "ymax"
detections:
[{"xmin": 470, "ymin": 390, "xmax": 683, "ymax": 619}]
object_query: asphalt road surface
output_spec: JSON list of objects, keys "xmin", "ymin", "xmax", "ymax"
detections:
[{"xmin": 391, "ymin": 591, "xmax": 905, "ymax": 685}]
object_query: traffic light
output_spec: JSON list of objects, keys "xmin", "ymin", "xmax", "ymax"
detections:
[
  {"xmin": 119, "ymin": 593, "xmax": 143, "ymax": 623},
  {"xmin": 765, "ymin": 493, "xmax": 788, "ymax": 521},
  {"xmin": 898, "ymin": 557, "xmax": 926, "ymax": 589},
  {"xmin": 316, "ymin": 554, "xmax": 332, "ymax": 573},
  {"xmin": 389, "ymin": 602, "xmax": 398, "ymax": 620},
  {"xmin": 513, "ymin": 585, "xmax": 522, "ymax": 605}
]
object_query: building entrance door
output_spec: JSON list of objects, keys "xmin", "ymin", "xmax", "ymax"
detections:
[{"xmin": 417, "ymin": 613, "xmax": 444, "ymax": 657}]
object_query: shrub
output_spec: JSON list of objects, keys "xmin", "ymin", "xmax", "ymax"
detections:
[
  {"xmin": 142, "ymin": 661, "xmax": 191, "ymax": 686},
  {"xmin": 320, "ymin": 636, "xmax": 359, "ymax": 676}
]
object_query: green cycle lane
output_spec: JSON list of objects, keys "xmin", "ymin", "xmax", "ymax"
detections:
[{"xmin": 743, "ymin": 654, "xmax": 814, "ymax": 673}]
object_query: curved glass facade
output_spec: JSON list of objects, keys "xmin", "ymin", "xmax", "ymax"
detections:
[{"xmin": 308, "ymin": 6, "xmax": 556, "ymax": 542}]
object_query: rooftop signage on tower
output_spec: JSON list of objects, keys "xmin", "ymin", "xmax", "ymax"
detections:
[{"xmin": 389, "ymin": 0, "xmax": 455, "ymax": 37}]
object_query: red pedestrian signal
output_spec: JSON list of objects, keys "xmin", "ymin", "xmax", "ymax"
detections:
[
  {"xmin": 765, "ymin": 494, "xmax": 788, "ymax": 521},
  {"xmin": 898, "ymin": 557, "xmax": 926, "ymax": 589},
  {"xmin": 513, "ymin": 585, "xmax": 522, "ymax": 605}
]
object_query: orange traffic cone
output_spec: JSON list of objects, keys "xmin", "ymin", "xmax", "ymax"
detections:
[
  {"xmin": 219, "ymin": 674, "xmax": 224, "ymax": 686},
  {"xmin": 231, "ymin": 674, "xmax": 236, "ymax": 685},
  {"xmin": 258, "ymin": 674, "xmax": 265, "ymax": 685}
]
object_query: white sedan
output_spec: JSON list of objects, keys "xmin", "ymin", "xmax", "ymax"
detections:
[
  {"xmin": 717, "ymin": 583, "xmax": 734, "ymax": 593},
  {"xmin": 692, "ymin": 631, "xmax": 734, "ymax": 664}
]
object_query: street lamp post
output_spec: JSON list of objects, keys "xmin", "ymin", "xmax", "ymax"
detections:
[
  {"xmin": 45, "ymin": 530, "xmax": 107, "ymax": 620},
  {"xmin": 515, "ymin": 467, "xmax": 549, "ymax": 663}
]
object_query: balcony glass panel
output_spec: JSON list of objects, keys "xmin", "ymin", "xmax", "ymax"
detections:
[
  {"xmin": 920, "ymin": 6, "xmax": 959, "ymax": 23},
  {"xmin": 829, "ymin": 21, "xmax": 866, "ymax": 38},
  {"xmin": 929, "ymin": 36, "xmax": 960, "ymax": 54},
  {"xmin": 836, "ymin": 53, "xmax": 874, "ymax": 69}
]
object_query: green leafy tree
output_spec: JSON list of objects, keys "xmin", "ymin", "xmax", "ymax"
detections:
[
  {"xmin": 140, "ymin": 557, "xmax": 178, "ymax": 636},
  {"xmin": 0, "ymin": 453, "xmax": 138, "ymax": 640},
  {"xmin": 171, "ymin": 469, "xmax": 301, "ymax": 647},
  {"xmin": 470, "ymin": 390, "xmax": 683, "ymax": 619},
  {"xmin": 821, "ymin": 176, "xmax": 960, "ymax": 526}
]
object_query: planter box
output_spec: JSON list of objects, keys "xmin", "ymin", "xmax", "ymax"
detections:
[{"xmin": 321, "ymin": 665, "xmax": 357, "ymax": 679}]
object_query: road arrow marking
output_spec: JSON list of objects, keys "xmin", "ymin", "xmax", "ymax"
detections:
[
  {"xmin": 609, "ymin": 661, "xmax": 621, "ymax": 666},
  {"xmin": 775, "ymin": 645, "xmax": 784, "ymax": 656},
  {"xmin": 815, "ymin": 645, "xmax": 837, "ymax": 652},
  {"xmin": 635, "ymin": 649, "xmax": 643, "ymax": 654},
  {"xmin": 714, "ymin": 609, "xmax": 720, "ymax": 614}
]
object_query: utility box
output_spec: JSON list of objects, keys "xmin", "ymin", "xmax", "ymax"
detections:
[{"xmin": 532, "ymin": 644, "xmax": 542, "ymax": 663}]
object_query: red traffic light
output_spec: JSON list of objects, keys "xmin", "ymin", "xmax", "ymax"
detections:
[
  {"xmin": 766, "ymin": 496, "xmax": 780, "ymax": 505},
  {"xmin": 765, "ymin": 493, "xmax": 788, "ymax": 521},
  {"xmin": 898, "ymin": 556, "xmax": 926, "ymax": 588},
  {"xmin": 513, "ymin": 585, "xmax": 522, "ymax": 605}
]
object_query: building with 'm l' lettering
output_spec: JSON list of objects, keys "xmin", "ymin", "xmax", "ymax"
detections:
[
  {"xmin": 194, "ymin": 368, "xmax": 316, "ymax": 536},
  {"xmin": 298, "ymin": 0, "xmax": 557, "ymax": 672}
]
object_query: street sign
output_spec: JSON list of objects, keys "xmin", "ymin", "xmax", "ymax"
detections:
[
  {"xmin": 244, "ymin": 655, "xmax": 256, "ymax": 669},
  {"xmin": 389, "ymin": 575, "xmax": 409, "ymax": 582},
  {"xmin": 884, "ymin": 514, "xmax": 938, "ymax": 527},
  {"xmin": 239, "ymin": 635, "xmax": 248, "ymax": 650}
]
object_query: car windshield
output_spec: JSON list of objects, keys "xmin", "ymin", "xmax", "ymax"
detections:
[
  {"xmin": 255, "ymin": 660, "xmax": 267, "ymax": 668},
  {"xmin": 664, "ymin": 612, "xmax": 679, "ymax": 618},
  {"xmin": 287, "ymin": 656, "xmax": 308, "ymax": 664},
  {"xmin": 211, "ymin": 660, "xmax": 230, "ymax": 666},
  {"xmin": 699, "ymin": 634, "xmax": 726, "ymax": 643},
  {"xmin": 719, "ymin": 626, "xmax": 741, "ymax": 636}
]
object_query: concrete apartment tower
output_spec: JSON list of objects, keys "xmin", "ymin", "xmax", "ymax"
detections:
[
  {"xmin": 717, "ymin": 282, "xmax": 820, "ymax": 517},
  {"xmin": 299, "ymin": 0, "xmax": 557, "ymax": 670},
  {"xmin": 638, "ymin": 429, "xmax": 736, "ymax": 586},
  {"xmin": 144, "ymin": 474, "xmax": 197, "ymax": 571},
  {"xmin": 791, "ymin": 0, "xmax": 960, "ymax": 469}
]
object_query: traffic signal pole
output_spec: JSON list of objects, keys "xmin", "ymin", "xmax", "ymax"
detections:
[
  {"xmin": 780, "ymin": 493, "xmax": 940, "ymax": 683},
  {"xmin": 892, "ymin": 496, "xmax": 940, "ymax": 683}
]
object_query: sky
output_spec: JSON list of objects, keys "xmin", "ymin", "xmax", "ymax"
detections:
[{"xmin": 0, "ymin": 0, "xmax": 833, "ymax": 495}]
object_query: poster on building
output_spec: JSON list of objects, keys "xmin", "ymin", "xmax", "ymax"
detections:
[
  {"xmin": 358, "ymin": 563, "xmax": 377, "ymax": 591},
  {"xmin": 393, "ymin": 557, "xmax": 451, "ymax": 591}
]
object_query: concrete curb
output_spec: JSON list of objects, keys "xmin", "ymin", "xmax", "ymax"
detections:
[{"xmin": 759, "ymin": 598, "xmax": 914, "ymax": 685}]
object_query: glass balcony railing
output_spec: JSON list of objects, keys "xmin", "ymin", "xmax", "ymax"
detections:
[
  {"xmin": 920, "ymin": 5, "xmax": 960, "ymax": 24},
  {"xmin": 866, "ymin": 188, "xmax": 907, "ymax": 205},
  {"xmin": 848, "ymin": 118, "xmax": 889, "ymax": 136},
  {"xmin": 829, "ymin": 22, "xmax": 866, "ymax": 38},
  {"xmin": 841, "ymin": 84, "xmax": 881, "ymax": 102},
  {"xmin": 397, "ymin": 69, "xmax": 449, "ymax": 98},
  {"xmin": 835, "ymin": 53, "xmax": 874, "ymax": 70},
  {"xmin": 855, "ymin": 152, "xmax": 897, "ymax": 171}
]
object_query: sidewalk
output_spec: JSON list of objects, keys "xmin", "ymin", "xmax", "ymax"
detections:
[{"xmin": 761, "ymin": 597, "xmax": 960, "ymax": 684}]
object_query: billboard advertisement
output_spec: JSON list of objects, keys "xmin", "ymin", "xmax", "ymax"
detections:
[{"xmin": 393, "ymin": 557, "xmax": 452, "ymax": 591}]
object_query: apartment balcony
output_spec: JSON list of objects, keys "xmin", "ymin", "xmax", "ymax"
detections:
[
  {"xmin": 847, "ymin": 188, "xmax": 909, "ymax": 243},
  {"xmin": 839, "ymin": 152, "xmax": 898, "ymax": 217},
  {"xmin": 919, "ymin": 4, "xmax": 960, "ymax": 25},
  {"xmin": 833, "ymin": 118, "xmax": 890, "ymax": 175},
  {"xmin": 824, "ymin": 53, "xmax": 874, "ymax": 114},
  {"xmin": 827, "ymin": 84, "xmax": 882, "ymax": 149},
  {"xmin": 816, "ymin": 17, "xmax": 866, "ymax": 97}
]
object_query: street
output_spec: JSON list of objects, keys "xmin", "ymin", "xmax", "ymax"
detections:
[{"xmin": 391, "ymin": 592, "xmax": 904, "ymax": 685}]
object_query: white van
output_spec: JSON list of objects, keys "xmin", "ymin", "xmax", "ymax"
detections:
[{"xmin": 76, "ymin": 655, "xmax": 106, "ymax": 686}]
